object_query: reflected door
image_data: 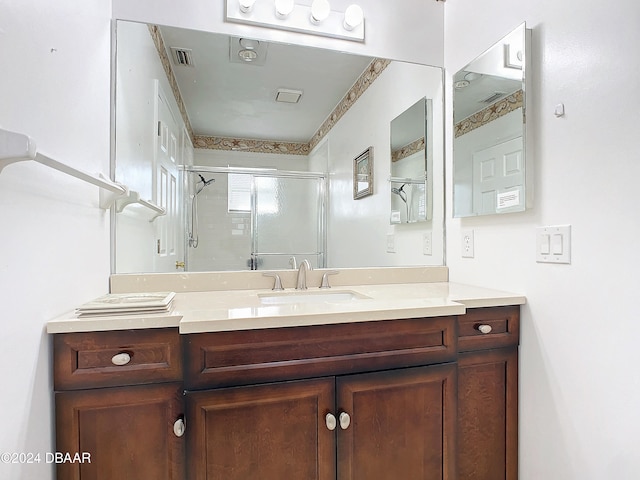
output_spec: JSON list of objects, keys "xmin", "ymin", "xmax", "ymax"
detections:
[
  {"xmin": 153, "ymin": 82, "xmax": 183, "ymax": 272},
  {"xmin": 253, "ymin": 175, "xmax": 325, "ymax": 270},
  {"xmin": 472, "ymin": 136, "xmax": 524, "ymax": 215}
]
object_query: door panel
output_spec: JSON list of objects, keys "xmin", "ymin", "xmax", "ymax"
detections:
[
  {"xmin": 55, "ymin": 383, "xmax": 184, "ymax": 480},
  {"xmin": 186, "ymin": 378, "xmax": 336, "ymax": 480},
  {"xmin": 337, "ymin": 364, "xmax": 457, "ymax": 480},
  {"xmin": 458, "ymin": 347, "xmax": 518, "ymax": 480},
  {"xmin": 154, "ymin": 81, "xmax": 182, "ymax": 271}
]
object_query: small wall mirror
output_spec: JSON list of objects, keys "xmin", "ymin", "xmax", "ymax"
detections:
[
  {"xmin": 452, "ymin": 23, "xmax": 531, "ymax": 217},
  {"xmin": 390, "ymin": 97, "xmax": 431, "ymax": 224}
]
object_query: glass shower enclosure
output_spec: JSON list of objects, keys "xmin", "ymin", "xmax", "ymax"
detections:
[{"xmin": 182, "ymin": 166, "xmax": 326, "ymax": 271}]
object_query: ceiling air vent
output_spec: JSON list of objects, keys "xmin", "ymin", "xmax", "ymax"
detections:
[
  {"xmin": 170, "ymin": 47, "xmax": 195, "ymax": 67},
  {"xmin": 479, "ymin": 91, "xmax": 506, "ymax": 104}
]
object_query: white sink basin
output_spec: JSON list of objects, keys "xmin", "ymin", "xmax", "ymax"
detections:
[{"xmin": 258, "ymin": 290, "xmax": 370, "ymax": 305}]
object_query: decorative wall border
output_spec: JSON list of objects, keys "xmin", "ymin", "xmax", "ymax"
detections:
[
  {"xmin": 454, "ymin": 89, "xmax": 523, "ymax": 138},
  {"xmin": 148, "ymin": 25, "xmax": 195, "ymax": 141},
  {"xmin": 308, "ymin": 58, "xmax": 391, "ymax": 151},
  {"xmin": 391, "ymin": 137, "xmax": 425, "ymax": 163},
  {"xmin": 149, "ymin": 25, "xmax": 390, "ymax": 156},
  {"xmin": 193, "ymin": 136, "xmax": 310, "ymax": 155}
]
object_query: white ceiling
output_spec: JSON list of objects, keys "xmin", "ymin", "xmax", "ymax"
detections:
[{"xmin": 158, "ymin": 25, "xmax": 374, "ymax": 143}]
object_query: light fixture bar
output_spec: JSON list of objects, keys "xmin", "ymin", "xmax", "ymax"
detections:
[{"xmin": 225, "ymin": 0, "xmax": 365, "ymax": 42}]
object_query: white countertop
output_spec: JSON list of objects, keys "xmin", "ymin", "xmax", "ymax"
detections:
[{"xmin": 46, "ymin": 282, "xmax": 525, "ymax": 334}]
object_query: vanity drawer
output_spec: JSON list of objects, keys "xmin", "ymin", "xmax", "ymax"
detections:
[
  {"xmin": 54, "ymin": 328, "xmax": 182, "ymax": 390},
  {"xmin": 184, "ymin": 316, "xmax": 457, "ymax": 389},
  {"xmin": 458, "ymin": 306, "xmax": 520, "ymax": 352}
]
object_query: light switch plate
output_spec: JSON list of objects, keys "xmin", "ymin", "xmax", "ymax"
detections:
[
  {"xmin": 422, "ymin": 232, "xmax": 432, "ymax": 256},
  {"xmin": 462, "ymin": 229, "xmax": 474, "ymax": 258},
  {"xmin": 536, "ymin": 225, "xmax": 571, "ymax": 263},
  {"xmin": 386, "ymin": 234, "xmax": 396, "ymax": 253}
]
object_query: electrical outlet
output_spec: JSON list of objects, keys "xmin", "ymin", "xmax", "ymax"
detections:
[
  {"xmin": 422, "ymin": 232, "xmax": 432, "ymax": 255},
  {"xmin": 462, "ymin": 229, "xmax": 474, "ymax": 258},
  {"xmin": 386, "ymin": 234, "xmax": 396, "ymax": 253}
]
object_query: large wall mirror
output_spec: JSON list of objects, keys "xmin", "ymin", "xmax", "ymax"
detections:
[
  {"xmin": 452, "ymin": 23, "xmax": 531, "ymax": 217},
  {"xmin": 112, "ymin": 20, "xmax": 444, "ymax": 273}
]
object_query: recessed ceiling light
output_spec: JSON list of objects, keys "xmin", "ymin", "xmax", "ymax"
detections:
[
  {"xmin": 275, "ymin": 88, "xmax": 303, "ymax": 104},
  {"xmin": 238, "ymin": 49, "xmax": 258, "ymax": 62}
]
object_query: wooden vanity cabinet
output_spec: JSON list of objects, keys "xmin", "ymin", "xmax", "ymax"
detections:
[
  {"xmin": 51, "ymin": 306, "xmax": 520, "ymax": 480},
  {"xmin": 53, "ymin": 328, "xmax": 185, "ymax": 480},
  {"xmin": 183, "ymin": 316, "xmax": 458, "ymax": 480},
  {"xmin": 456, "ymin": 306, "xmax": 520, "ymax": 480}
]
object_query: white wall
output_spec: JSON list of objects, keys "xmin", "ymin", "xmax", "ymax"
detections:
[
  {"xmin": 322, "ymin": 61, "xmax": 445, "ymax": 267},
  {"xmin": 0, "ymin": 1, "xmax": 112, "ymax": 479},
  {"xmin": 444, "ymin": 1, "xmax": 640, "ymax": 478}
]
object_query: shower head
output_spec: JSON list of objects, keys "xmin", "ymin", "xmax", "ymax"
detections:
[
  {"xmin": 195, "ymin": 174, "xmax": 215, "ymax": 195},
  {"xmin": 391, "ymin": 184, "xmax": 407, "ymax": 203}
]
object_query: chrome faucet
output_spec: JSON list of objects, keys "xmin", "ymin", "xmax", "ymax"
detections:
[{"xmin": 296, "ymin": 259, "xmax": 312, "ymax": 290}]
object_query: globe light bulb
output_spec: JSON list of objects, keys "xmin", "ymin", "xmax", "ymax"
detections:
[
  {"xmin": 238, "ymin": 0, "xmax": 256, "ymax": 14},
  {"xmin": 310, "ymin": 0, "xmax": 331, "ymax": 24},
  {"xmin": 343, "ymin": 4, "xmax": 363, "ymax": 30},
  {"xmin": 275, "ymin": 0, "xmax": 295, "ymax": 18}
]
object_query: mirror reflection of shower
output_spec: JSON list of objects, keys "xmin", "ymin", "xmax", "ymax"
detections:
[
  {"xmin": 391, "ymin": 184, "xmax": 409, "ymax": 222},
  {"xmin": 188, "ymin": 174, "xmax": 215, "ymax": 248},
  {"xmin": 182, "ymin": 167, "xmax": 326, "ymax": 272}
]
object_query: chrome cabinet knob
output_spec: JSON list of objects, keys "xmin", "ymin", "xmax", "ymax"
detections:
[
  {"xmin": 173, "ymin": 417, "xmax": 186, "ymax": 437},
  {"xmin": 477, "ymin": 324, "xmax": 493, "ymax": 334},
  {"xmin": 111, "ymin": 352, "xmax": 131, "ymax": 366},
  {"xmin": 339, "ymin": 412, "xmax": 351, "ymax": 430},
  {"xmin": 325, "ymin": 413, "xmax": 337, "ymax": 431}
]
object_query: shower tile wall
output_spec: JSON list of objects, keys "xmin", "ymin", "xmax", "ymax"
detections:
[{"xmin": 188, "ymin": 173, "xmax": 253, "ymax": 271}]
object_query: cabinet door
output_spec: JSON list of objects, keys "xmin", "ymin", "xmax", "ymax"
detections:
[
  {"xmin": 458, "ymin": 347, "xmax": 518, "ymax": 480},
  {"xmin": 55, "ymin": 383, "xmax": 184, "ymax": 480},
  {"xmin": 336, "ymin": 364, "xmax": 457, "ymax": 480},
  {"xmin": 186, "ymin": 377, "xmax": 335, "ymax": 480}
]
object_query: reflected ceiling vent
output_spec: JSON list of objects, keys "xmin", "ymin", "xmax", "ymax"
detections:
[
  {"xmin": 275, "ymin": 88, "xmax": 303, "ymax": 104},
  {"xmin": 229, "ymin": 37, "xmax": 268, "ymax": 66},
  {"xmin": 479, "ymin": 91, "xmax": 507, "ymax": 104},
  {"xmin": 170, "ymin": 47, "xmax": 195, "ymax": 67}
]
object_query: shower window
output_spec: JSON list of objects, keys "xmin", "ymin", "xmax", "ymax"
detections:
[{"xmin": 227, "ymin": 173, "xmax": 251, "ymax": 212}]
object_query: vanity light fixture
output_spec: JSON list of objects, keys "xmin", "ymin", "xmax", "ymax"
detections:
[{"xmin": 225, "ymin": 0, "xmax": 365, "ymax": 42}]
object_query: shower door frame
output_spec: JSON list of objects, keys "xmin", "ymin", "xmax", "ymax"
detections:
[{"xmin": 180, "ymin": 165, "xmax": 327, "ymax": 271}]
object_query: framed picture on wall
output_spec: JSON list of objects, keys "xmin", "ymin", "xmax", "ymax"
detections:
[{"xmin": 353, "ymin": 147, "xmax": 373, "ymax": 199}]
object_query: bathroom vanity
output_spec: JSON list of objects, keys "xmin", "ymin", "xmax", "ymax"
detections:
[{"xmin": 49, "ymin": 270, "xmax": 523, "ymax": 480}]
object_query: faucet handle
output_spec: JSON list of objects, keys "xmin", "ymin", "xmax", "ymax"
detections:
[
  {"xmin": 319, "ymin": 270, "xmax": 339, "ymax": 289},
  {"xmin": 263, "ymin": 272, "xmax": 284, "ymax": 291}
]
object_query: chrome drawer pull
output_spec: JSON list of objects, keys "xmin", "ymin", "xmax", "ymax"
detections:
[
  {"xmin": 325, "ymin": 413, "xmax": 337, "ymax": 431},
  {"xmin": 111, "ymin": 352, "xmax": 131, "ymax": 366},
  {"xmin": 477, "ymin": 324, "xmax": 493, "ymax": 334},
  {"xmin": 339, "ymin": 412, "xmax": 351, "ymax": 430}
]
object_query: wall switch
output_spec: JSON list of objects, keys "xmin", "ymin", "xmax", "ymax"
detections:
[
  {"xmin": 422, "ymin": 232, "xmax": 432, "ymax": 256},
  {"xmin": 536, "ymin": 225, "xmax": 571, "ymax": 263},
  {"xmin": 462, "ymin": 229, "xmax": 474, "ymax": 258},
  {"xmin": 386, "ymin": 234, "xmax": 396, "ymax": 253}
]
